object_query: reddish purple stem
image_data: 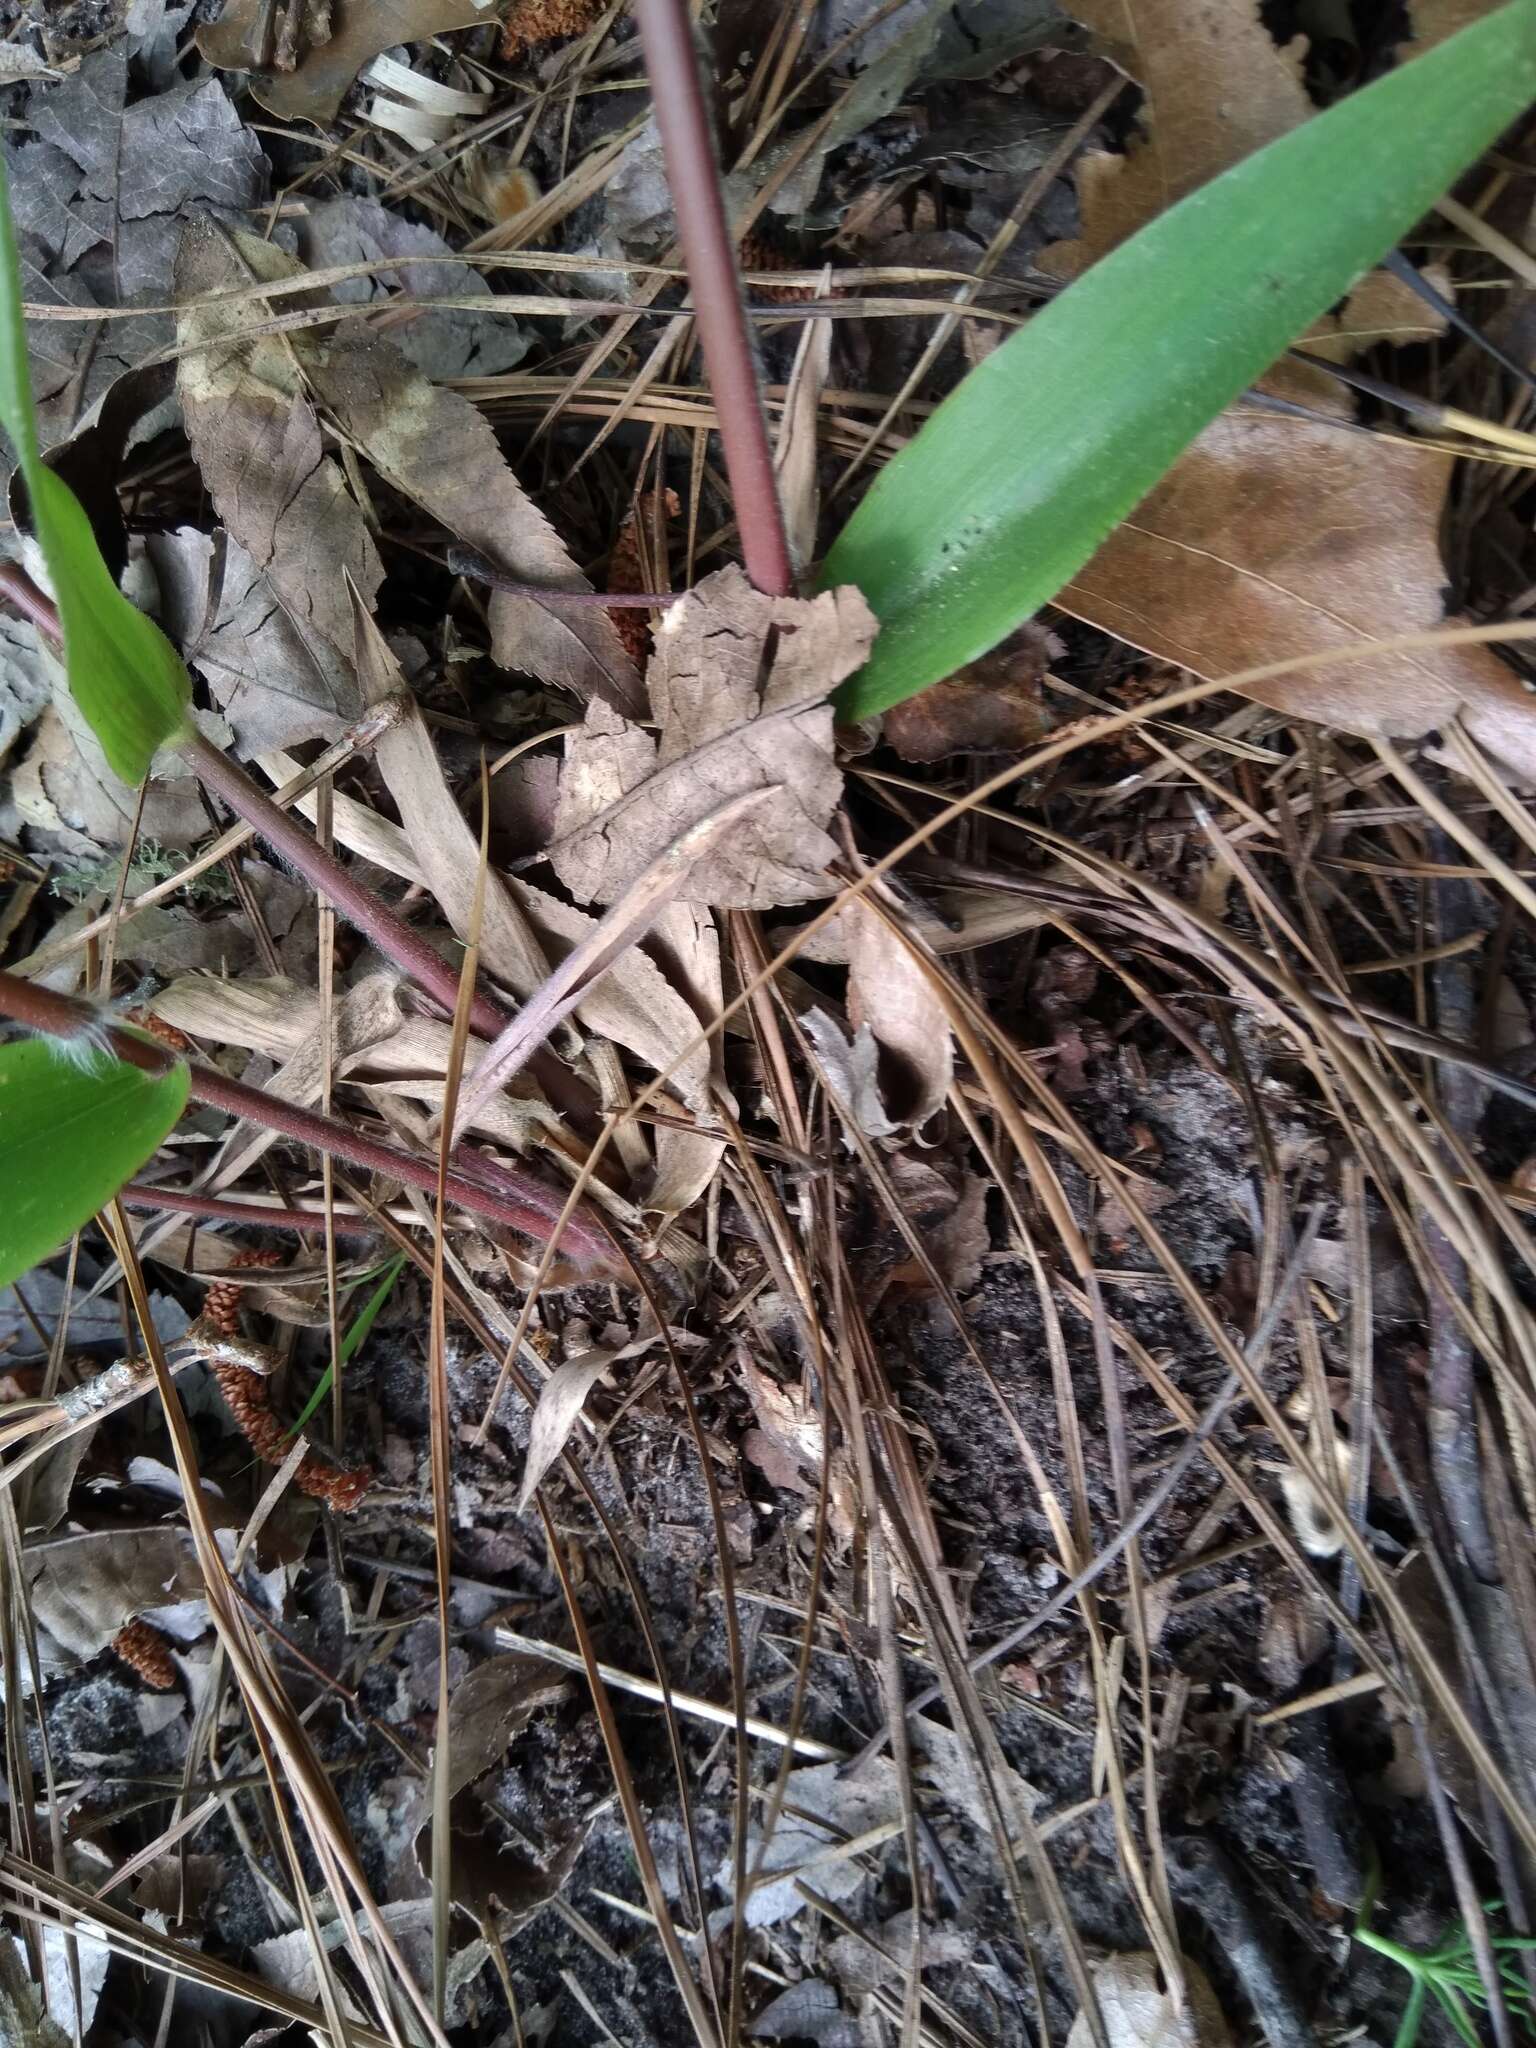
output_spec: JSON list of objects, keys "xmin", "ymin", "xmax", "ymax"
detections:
[
  {"xmin": 180, "ymin": 729, "xmax": 509, "ymax": 1043},
  {"xmin": 631, "ymin": 0, "xmax": 794, "ymax": 599},
  {"xmin": 0, "ymin": 971, "xmax": 612, "ymax": 1265}
]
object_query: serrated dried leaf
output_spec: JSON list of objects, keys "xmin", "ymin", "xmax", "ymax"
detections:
[
  {"xmin": 1065, "ymin": 1952, "xmax": 1230, "ymax": 2048},
  {"xmin": 198, "ymin": 0, "xmax": 499, "ymax": 128},
  {"xmin": 550, "ymin": 567, "xmax": 875, "ymax": 910},
  {"xmin": 306, "ymin": 309, "xmax": 641, "ymax": 714},
  {"xmin": 23, "ymin": 1528, "xmax": 204, "ymax": 1659}
]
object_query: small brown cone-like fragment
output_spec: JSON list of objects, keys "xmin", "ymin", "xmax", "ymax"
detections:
[
  {"xmin": 127, "ymin": 1008, "xmax": 193, "ymax": 1054},
  {"xmin": 112, "ymin": 1618, "xmax": 177, "ymax": 1691},
  {"xmin": 201, "ymin": 1246, "xmax": 286, "ymax": 1339},
  {"xmin": 501, "ymin": 0, "xmax": 604, "ymax": 55},
  {"xmin": 738, "ymin": 228, "xmax": 820, "ymax": 305},
  {"xmin": 213, "ymin": 1361, "xmax": 373, "ymax": 1514}
]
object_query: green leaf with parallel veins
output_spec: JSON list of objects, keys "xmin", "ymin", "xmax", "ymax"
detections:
[
  {"xmin": 0, "ymin": 1039, "xmax": 189, "ymax": 1285},
  {"xmin": 0, "ymin": 155, "xmax": 190, "ymax": 783},
  {"xmin": 822, "ymin": 0, "xmax": 1536, "ymax": 720}
]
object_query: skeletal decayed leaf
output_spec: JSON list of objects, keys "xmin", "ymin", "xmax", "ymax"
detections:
[
  {"xmin": 23, "ymin": 1527, "xmax": 204, "ymax": 1659},
  {"xmin": 550, "ymin": 566, "xmax": 876, "ymax": 909},
  {"xmin": 1065, "ymin": 1952, "xmax": 1231, "ymax": 2048}
]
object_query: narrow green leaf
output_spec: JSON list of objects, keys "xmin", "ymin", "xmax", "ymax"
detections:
[
  {"xmin": 0, "ymin": 1039, "xmax": 189, "ymax": 1287},
  {"xmin": 0, "ymin": 156, "xmax": 190, "ymax": 783},
  {"xmin": 822, "ymin": 1, "xmax": 1536, "ymax": 720},
  {"xmin": 288, "ymin": 1251, "xmax": 407, "ymax": 1436}
]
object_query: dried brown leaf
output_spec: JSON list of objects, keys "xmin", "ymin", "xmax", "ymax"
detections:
[
  {"xmin": 550, "ymin": 567, "xmax": 876, "ymax": 909},
  {"xmin": 174, "ymin": 223, "xmax": 380, "ymax": 752},
  {"xmin": 843, "ymin": 897, "xmax": 952, "ymax": 1129},
  {"xmin": 1038, "ymin": 6, "xmax": 1536, "ymax": 778},
  {"xmin": 1065, "ymin": 1952, "xmax": 1230, "ymax": 2048},
  {"xmin": 23, "ymin": 1528, "xmax": 204, "ymax": 1660},
  {"xmin": 883, "ymin": 625, "xmax": 1055, "ymax": 763},
  {"xmin": 515, "ymin": 1348, "xmax": 618, "ymax": 1509},
  {"xmin": 1042, "ymin": 0, "xmax": 1309, "ymax": 276},
  {"xmin": 198, "ymin": 0, "xmax": 498, "ymax": 128},
  {"xmin": 1403, "ymin": 0, "xmax": 1506, "ymax": 49}
]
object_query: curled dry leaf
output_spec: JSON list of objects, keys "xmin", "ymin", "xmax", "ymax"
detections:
[
  {"xmin": 434, "ymin": 1653, "xmax": 572, "ymax": 1792},
  {"xmin": 882, "ymin": 623, "xmax": 1056, "ymax": 763},
  {"xmin": 842, "ymin": 895, "xmax": 953, "ymax": 1129},
  {"xmin": 413, "ymin": 1652, "xmax": 584, "ymax": 1923},
  {"xmin": 801, "ymin": 1007, "xmax": 901, "ymax": 1142},
  {"xmin": 1040, "ymin": 1, "xmax": 1536, "ymax": 780},
  {"xmin": 23, "ymin": 1527, "xmax": 204, "ymax": 1660},
  {"xmin": 198, "ymin": 0, "xmax": 499, "ymax": 128},
  {"xmin": 1065, "ymin": 1951, "xmax": 1231, "ymax": 2048},
  {"xmin": 550, "ymin": 566, "xmax": 877, "ymax": 910},
  {"xmin": 516, "ymin": 1346, "xmax": 622, "ymax": 1509}
]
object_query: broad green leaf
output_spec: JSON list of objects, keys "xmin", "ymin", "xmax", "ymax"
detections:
[
  {"xmin": 0, "ymin": 156, "xmax": 190, "ymax": 783},
  {"xmin": 822, "ymin": 1, "xmax": 1536, "ymax": 720},
  {"xmin": 0, "ymin": 1038, "xmax": 189, "ymax": 1287}
]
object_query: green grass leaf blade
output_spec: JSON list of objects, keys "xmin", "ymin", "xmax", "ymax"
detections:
[
  {"xmin": 822, "ymin": 1, "xmax": 1536, "ymax": 720},
  {"xmin": 0, "ymin": 1039, "xmax": 190, "ymax": 1286},
  {"xmin": 288, "ymin": 1252, "xmax": 407, "ymax": 1437},
  {"xmin": 0, "ymin": 156, "xmax": 190, "ymax": 783}
]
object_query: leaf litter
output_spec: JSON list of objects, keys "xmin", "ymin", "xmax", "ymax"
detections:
[{"xmin": 2, "ymin": 5, "xmax": 1536, "ymax": 2047}]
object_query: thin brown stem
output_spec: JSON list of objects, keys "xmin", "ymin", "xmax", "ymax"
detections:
[
  {"xmin": 632, "ymin": 0, "xmax": 793, "ymax": 598},
  {"xmin": 0, "ymin": 971, "xmax": 612, "ymax": 1264}
]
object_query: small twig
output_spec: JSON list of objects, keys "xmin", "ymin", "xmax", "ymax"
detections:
[{"xmin": 631, "ymin": 0, "xmax": 793, "ymax": 597}]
